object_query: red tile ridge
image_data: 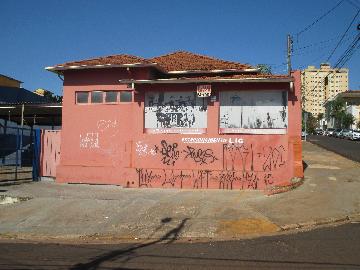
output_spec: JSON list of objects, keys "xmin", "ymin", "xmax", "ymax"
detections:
[{"xmin": 52, "ymin": 53, "xmax": 152, "ymax": 68}]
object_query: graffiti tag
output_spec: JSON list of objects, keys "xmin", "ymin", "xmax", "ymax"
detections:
[{"xmin": 183, "ymin": 146, "xmax": 218, "ymax": 165}]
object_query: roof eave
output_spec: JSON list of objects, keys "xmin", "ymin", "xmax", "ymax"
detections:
[
  {"xmin": 166, "ymin": 68, "xmax": 259, "ymax": 74},
  {"xmin": 45, "ymin": 62, "xmax": 161, "ymax": 74},
  {"xmin": 119, "ymin": 77, "xmax": 293, "ymax": 84}
]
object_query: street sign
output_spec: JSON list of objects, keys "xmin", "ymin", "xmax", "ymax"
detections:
[{"xmin": 197, "ymin": 85, "xmax": 211, "ymax": 97}]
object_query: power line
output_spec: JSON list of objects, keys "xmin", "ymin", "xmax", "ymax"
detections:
[
  {"xmin": 293, "ymin": 33, "xmax": 352, "ymax": 51},
  {"xmin": 292, "ymin": 36, "xmax": 355, "ymax": 56},
  {"xmin": 297, "ymin": 51, "xmax": 332, "ymax": 70},
  {"xmin": 346, "ymin": 0, "xmax": 360, "ymax": 10},
  {"xmin": 295, "ymin": 0, "xmax": 345, "ymax": 38},
  {"xmin": 333, "ymin": 33, "xmax": 360, "ymax": 67},
  {"xmin": 326, "ymin": 9, "xmax": 360, "ymax": 62},
  {"xmin": 303, "ymin": 33, "xmax": 360, "ymax": 102}
]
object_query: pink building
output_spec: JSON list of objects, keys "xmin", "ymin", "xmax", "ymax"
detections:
[{"xmin": 46, "ymin": 51, "xmax": 303, "ymax": 192}]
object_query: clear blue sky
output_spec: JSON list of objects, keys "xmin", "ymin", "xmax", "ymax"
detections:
[{"xmin": 1, "ymin": 0, "xmax": 359, "ymax": 95}]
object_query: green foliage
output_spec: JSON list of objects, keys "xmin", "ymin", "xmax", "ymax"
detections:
[
  {"xmin": 302, "ymin": 110, "xmax": 317, "ymax": 133},
  {"xmin": 317, "ymin": 113, "xmax": 324, "ymax": 121},
  {"xmin": 326, "ymin": 98, "xmax": 354, "ymax": 128},
  {"xmin": 43, "ymin": 91, "xmax": 62, "ymax": 103},
  {"xmin": 342, "ymin": 113, "xmax": 355, "ymax": 129},
  {"xmin": 256, "ymin": 64, "xmax": 272, "ymax": 75}
]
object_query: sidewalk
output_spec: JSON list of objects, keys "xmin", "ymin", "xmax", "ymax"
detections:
[{"xmin": 0, "ymin": 142, "xmax": 359, "ymax": 242}]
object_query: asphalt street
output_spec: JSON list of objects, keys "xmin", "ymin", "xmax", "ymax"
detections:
[
  {"xmin": 0, "ymin": 223, "xmax": 359, "ymax": 270},
  {"xmin": 306, "ymin": 135, "xmax": 360, "ymax": 163}
]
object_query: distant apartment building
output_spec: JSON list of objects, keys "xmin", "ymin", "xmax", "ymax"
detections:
[{"xmin": 301, "ymin": 63, "xmax": 348, "ymax": 116}]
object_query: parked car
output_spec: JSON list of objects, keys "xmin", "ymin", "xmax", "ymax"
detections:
[
  {"xmin": 342, "ymin": 129, "xmax": 353, "ymax": 139},
  {"xmin": 339, "ymin": 129, "xmax": 349, "ymax": 139},
  {"xmin": 333, "ymin": 129, "xmax": 342, "ymax": 138},
  {"xmin": 302, "ymin": 131, "xmax": 308, "ymax": 139},
  {"xmin": 325, "ymin": 128, "xmax": 335, "ymax": 136},
  {"xmin": 350, "ymin": 130, "xmax": 360, "ymax": 141},
  {"xmin": 315, "ymin": 129, "xmax": 324, "ymax": 135}
]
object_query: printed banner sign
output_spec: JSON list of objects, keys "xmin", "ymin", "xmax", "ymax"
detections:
[{"xmin": 197, "ymin": 85, "xmax": 212, "ymax": 97}]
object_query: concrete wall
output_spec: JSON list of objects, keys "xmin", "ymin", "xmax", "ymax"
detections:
[
  {"xmin": 346, "ymin": 105, "xmax": 360, "ymax": 129},
  {"xmin": 56, "ymin": 68, "xmax": 303, "ymax": 190}
]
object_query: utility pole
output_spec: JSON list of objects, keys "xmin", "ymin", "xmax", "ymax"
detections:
[{"xmin": 287, "ymin": 34, "xmax": 293, "ymax": 75}]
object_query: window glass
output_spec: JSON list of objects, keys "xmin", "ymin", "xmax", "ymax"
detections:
[
  {"xmin": 105, "ymin": 91, "xmax": 118, "ymax": 103},
  {"xmin": 144, "ymin": 91, "xmax": 207, "ymax": 133},
  {"xmin": 91, "ymin": 91, "xmax": 103, "ymax": 103},
  {"xmin": 76, "ymin": 92, "xmax": 89, "ymax": 104},
  {"xmin": 219, "ymin": 90, "xmax": 287, "ymax": 134},
  {"xmin": 120, "ymin": 91, "xmax": 132, "ymax": 102}
]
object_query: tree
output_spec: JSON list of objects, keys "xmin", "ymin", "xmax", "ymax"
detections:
[
  {"xmin": 302, "ymin": 110, "xmax": 317, "ymax": 134},
  {"xmin": 43, "ymin": 90, "xmax": 62, "ymax": 103},
  {"xmin": 327, "ymin": 98, "xmax": 346, "ymax": 128},
  {"xmin": 316, "ymin": 113, "xmax": 324, "ymax": 128},
  {"xmin": 256, "ymin": 64, "xmax": 272, "ymax": 75},
  {"xmin": 342, "ymin": 113, "xmax": 355, "ymax": 129}
]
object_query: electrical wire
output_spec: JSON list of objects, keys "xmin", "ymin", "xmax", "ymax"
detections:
[
  {"xmin": 303, "ymin": 33, "xmax": 360, "ymax": 103},
  {"xmin": 292, "ymin": 39, "xmax": 350, "ymax": 56},
  {"xmin": 295, "ymin": 0, "xmax": 345, "ymax": 38},
  {"xmin": 326, "ymin": 10, "xmax": 360, "ymax": 62},
  {"xmin": 293, "ymin": 33, "xmax": 352, "ymax": 51},
  {"xmin": 346, "ymin": 0, "xmax": 360, "ymax": 10}
]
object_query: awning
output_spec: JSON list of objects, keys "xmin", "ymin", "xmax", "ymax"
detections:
[{"xmin": 0, "ymin": 103, "xmax": 62, "ymax": 126}]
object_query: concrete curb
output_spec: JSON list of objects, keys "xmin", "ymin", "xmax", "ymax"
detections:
[
  {"xmin": 1, "ymin": 213, "xmax": 359, "ymax": 243},
  {"xmin": 280, "ymin": 213, "xmax": 360, "ymax": 231},
  {"xmin": 265, "ymin": 177, "xmax": 304, "ymax": 195}
]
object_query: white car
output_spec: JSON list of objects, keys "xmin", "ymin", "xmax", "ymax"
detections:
[
  {"xmin": 342, "ymin": 129, "xmax": 353, "ymax": 139},
  {"xmin": 326, "ymin": 128, "xmax": 335, "ymax": 136},
  {"xmin": 350, "ymin": 130, "xmax": 360, "ymax": 141}
]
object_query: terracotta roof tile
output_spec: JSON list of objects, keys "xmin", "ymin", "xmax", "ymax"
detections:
[
  {"xmin": 54, "ymin": 54, "xmax": 151, "ymax": 68},
  {"xmin": 50, "ymin": 51, "xmax": 255, "ymax": 72},
  {"xmin": 149, "ymin": 51, "xmax": 253, "ymax": 72}
]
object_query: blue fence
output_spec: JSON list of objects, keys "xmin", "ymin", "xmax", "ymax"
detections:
[{"xmin": 0, "ymin": 122, "xmax": 37, "ymax": 182}]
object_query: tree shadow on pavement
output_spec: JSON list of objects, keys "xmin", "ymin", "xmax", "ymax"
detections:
[{"xmin": 70, "ymin": 217, "xmax": 189, "ymax": 270}]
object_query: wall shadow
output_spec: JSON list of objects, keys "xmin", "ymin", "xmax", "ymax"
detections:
[
  {"xmin": 302, "ymin": 160, "xmax": 308, "ymax": 172},
  {"xmin": 70, "ymin": 217, "xmax": 189, "ymax": 270}
]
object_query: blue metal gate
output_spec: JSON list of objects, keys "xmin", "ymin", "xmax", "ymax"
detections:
[{"xmin": 0, "ymin": 121, "xmax": 36, "ymax": 183}]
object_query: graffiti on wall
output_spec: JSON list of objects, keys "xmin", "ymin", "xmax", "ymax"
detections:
[
  {"xmin": 135, "ymin": 141, "xmax": 157, "ymax": 156},
  {"xmin": 156, "ymin": 140, "xmax": 180, "ymax": 166},
  {"xmin": 135, "ymin": 168, "xmax": 276, "ymax": 190},
  {"xmin": 151, "ymin": 140, "xmax": 220, "ymax": 166},
  {"xmin": 80, "ymin": 132, "xmax": 99, "ymax": 148},
  {"xmin": 79, "ymin": 119, "xmax": 118, "ymax": 150},
  {"xmin": 97, "ymin": 120, "xmax": 117, "ymax": 132},
  {"xmin": 219, "ymin": 90, "xmax": 288, "ymax": 131},
  {"xmin": 183, "ymin": 146, "xmax": 218, "ymax": 165},
  {"xmin": 144, "ymin": 91, "xmax": 207, "ymax": 129},
  {"xmin": 134, "ymin": 139, "xmax": 287, "ymax": 190}
]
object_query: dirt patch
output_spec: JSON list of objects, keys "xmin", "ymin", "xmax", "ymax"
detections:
[{"xmin": 216, "ymin": 218, "xmax": 280, "ymax": 237}]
